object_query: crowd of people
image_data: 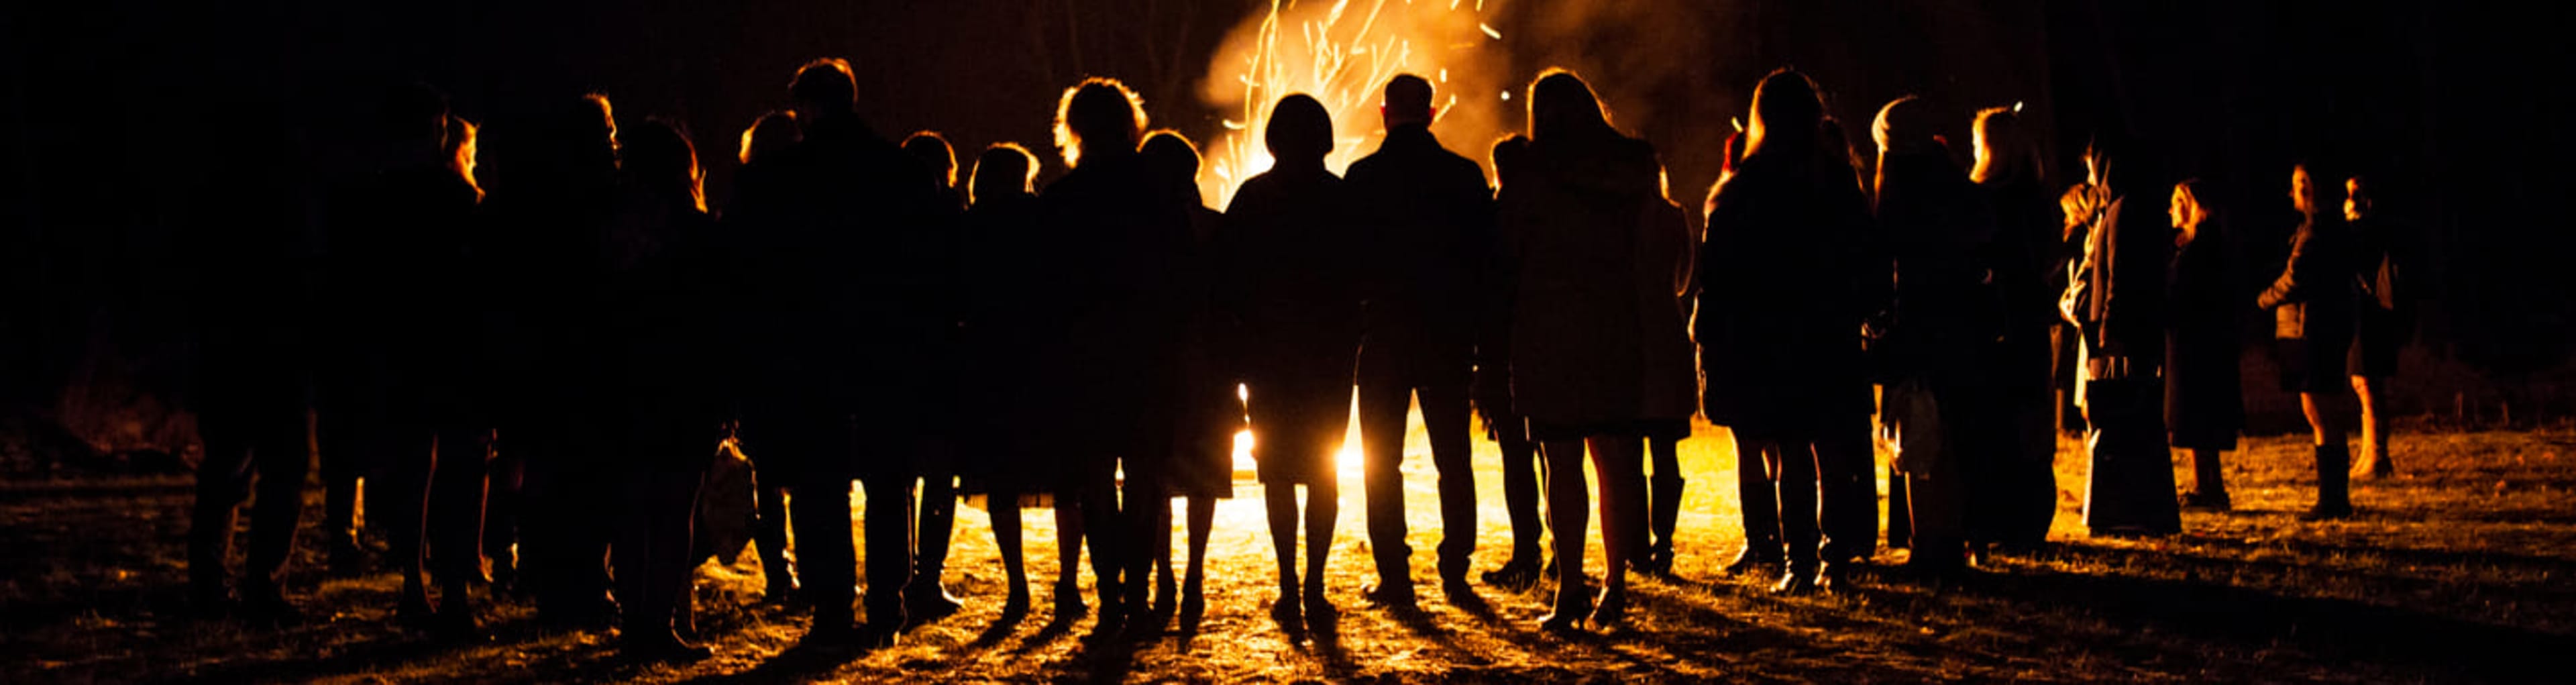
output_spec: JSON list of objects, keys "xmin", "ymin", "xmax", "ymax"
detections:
[{"xmin": 180, "ymin": 58, "xmax": 2418, "ymax": 660}]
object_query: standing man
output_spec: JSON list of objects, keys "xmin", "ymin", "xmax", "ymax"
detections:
[{"xmin": 1346, "ymin": 74, "xmax": 1497, "ymax": 609}]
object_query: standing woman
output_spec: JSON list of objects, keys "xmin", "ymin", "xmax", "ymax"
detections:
[
  {"xmin": 1477, "ymin": 134, "xmax": 1546, "ymax": 590},
  {"xmin": 1036, "ymin": 77, "xmax": 1196, "ymax": 633},
  {"xmin": 1701, "ymin": 70, "xmax": 1880, "ymax": 595},
  {"xmin": 2060, "ymin": 136, "xmax": 2181, "ymax": 537},
  {"xmin": 956, "ymin": 142, "xmax": 1074, "ymax": 621},
  {"xmin": 1968, "ymin": 106, "xmax": 2061, "ymax": 548},
  {"xmin": 1226, "ymin": 94, "xmax": 1362, "ymax": 635},
  {"xmin": 1138, "ymin": 130, "xmax": 1233, "ymax": 626},
  {"xmin": 602, "ymin": 119, "xmax": 724, "ymax": 660},
  {"xmin": 1501, "ymin": 69, "xmax": 1677, "ymax": 629},
  {"xmin": 2165, "ymin": 180, "xmax": 2245, "ymax": 511},
  {"xmin": 2257, "ymin": 161, "xmax": 2357, "ymax": 520}
]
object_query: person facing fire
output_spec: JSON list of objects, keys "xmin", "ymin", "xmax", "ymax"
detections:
[
  {"xmin": 1137, "ymin": 129, "xmax": 1232, "ymax": 627},
  {"xmin": 1344, "ymin": 73, "xmax": 1495, "ymax": 610},
  {"xmin": 1226, "ymin": 93, "xmax": 1362, "ymax": 637},
  {"xmin": 1477, "ymin": 134, "xmax": 1546, "ymax": 591}
]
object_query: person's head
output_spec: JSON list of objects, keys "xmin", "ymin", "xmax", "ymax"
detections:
[
  {"xmin": 1489, "ymin": 134, "xmax": 1529, "ymax": 188},
  {"xmin": 2343, "ymin": 174, "xmax": 2372, "ymax": 221},
  {"xmin": 1746, "ymin": 68, "xmax": 1823, "ymax": 159},
  {"xmin": 967, "ymin": 142, "xmax": 1038, "ymax": 207},
  {"xmin": 1871, "ymin": 96, "xmax": 1938, "ymax": 160},
  {"xmin": 446, "ymin": 115, "xmax": 482, "ymax": 201},
  {"xmin": 1381, "ymin": 74, "xmax": 1435, "ymax": 129},
  {"xmin": 2289, "ymin": 162, "xmax": 2318, "ymax": 216},
  {"xmin": 1139, "ymin": 129, "xmax": 1202, "ymax": 185},
  {"xmin": 903, "ymin": 131, "xmax": 958, "ymax": 189},
  {"xmin": 623, "ymin": 117, "xmax": 703, "ymax": 211},
  {"xmin": 1265, "ymin": 93, "xmax": 1334, "ymax": 166},
  {"xmin": 564, "ymin": 93, "xmax": 620, "ymax": 173},
  {"xmin": 1053, "ymin": 77, "xmax": 1148, "ymax": 168},
  {"xmin": 1819, "ymin": 117, "xmax": 1864, "ymax": 190},
  {"xmin": 1719, "ymin": 129, "xmax": 1747, "ymax": 183},
  {"xmin": 1971, "ymin": 106, "xmax": 2043, "ymax": 186},
  {"xmin": 2171, "ymin": 178, "xmax": 2209, "ymax": 231},
  {"xmin": 384, "ymin": 81, "xmax": 451, "ymax": 165},
  {"xmin": 738, "ymin": 110, "xmax": 799, "ymax": 166},
  {"xmin": 1527, "ymin": 68, "xmax": 1611, "ymax": 142},
  {"xmin": 789, "ymin": 58, "xmax": 857, "ymax": 117}
]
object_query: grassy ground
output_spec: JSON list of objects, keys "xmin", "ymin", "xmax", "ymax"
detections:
[{"xmin": 5, "ymin": 416, "xmax": 2574, "ymax": 684}]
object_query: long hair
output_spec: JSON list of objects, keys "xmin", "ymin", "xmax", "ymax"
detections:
[
  {"xmin": 1970, "ymin": 106, "xmax": 2044, "ymax": 187},
  {"xmin": 1526, "ymin": 68, "xmax": 1612, "ymax": 142},
  {"xmin": 445, "ymin": 115, "xmax": 482, "ymax": 201},
  {"xmin": 968, "ymin": 142, "xmax": 1038, "ymax": 207},
  {"xmin": 1053, "ymin": 76, "xmax": 1147, "ymax": 168},
  {"xmin": 624, "ymin": 117, "xmax": 704, "ymax": 212},
  {"xmin": 1745, "ymin": 68, "xmax": 1822, "ymax": 161}
]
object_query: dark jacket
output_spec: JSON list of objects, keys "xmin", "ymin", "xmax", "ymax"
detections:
[
  {"xmin": 1500, "ymin": 131, "xmax": 1678, "ymax": 427},
  {"xmin": 1036, "ymin": 152, "xmax": 1197, "ymax": 457},
  {"xmin": 2063, "ymin": 164, "xmax": 2169, "ymax": 378},
  {"xmin": 1982, "ymin": 177, "xmax": 2063, "ymax": 403},
  {"xmin": 2165, "ymin": 226, "xmax": 2244, "ymax": 446},
  {"xmin": 1697, "ymin": 146, "xmax": 1878, "ymax": 436},
  {"xmin": 1223, "ymin": 162, "xmax": 1362, "ymax": 377},
  {"xmin": 1344, "ymin": 124, "xmax": 1495, "ymax": 369},
  {"xmin": 2256, "ymin": 213, "xmax": 2350, "ymax": 342},
  {"xmin": 1875, "ymin": 149, "xmax": 2000, "ymax": 385}
]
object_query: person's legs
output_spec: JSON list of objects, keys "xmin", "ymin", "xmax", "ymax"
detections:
[
  {"xmin": 1486, "ymin": 417, "xmax": 1544, "ymax": 586},
  {"xmin": 189, "ymin": 419, "xmax": 256, "ymax": 608},
  {"xmin": 1585, "ymin": 435, "xmax": 1644, "ymax": 621},
  {"xmin": 1772, "ymin": 440, "xmax": 1822, "ymax": 593},
  {"xmin": 2350, "ymin": 375, "xmax": 2393, "ymax": 478},
  {"xmin": 986, "ymin": 485, "xmax": 1030, "ymax": 616},
  {"xmin": 1421, "ymin": 379, "xmax": 1477, "ymax": 590},
  {"xmin": 483, "ymin": 441, "xmax": 524, "ymax": 591},
  {"xmin": 243, "ymin": 400, "xmax": 310, "ymax": 615},
  {"xmin": 859, "ymin": 471, "xmax": 914, "ymax": 638},
  {"xmin": 1300, "ymin": 474, "xmax": 1340, "ymax": 626},
  {"xmin": 1355, "ymin": 366, "xmax": 1415, "ymax": 602},
  {"xmin": 1075, "ymin": 463, "xmax": 1122, "ymax": 631},
  {"xmin": 907, "ymin": 472, "xmax": 961, "ymax": 618},
  {"xmin": 429, "ymin": 428, "xmax": 490, "ymax": 631},
  {"xmin": 790, "ymin": 476, "xmax": 857, "ymax": 637},
  {"xmin": 1645, "ymin": 435, "xmax": 1683, "ymax": 575},
  {"xmin": 1263, "ymin": 480, "xmax": 1302, "ymax": 627},
  {"xmin": 386, "ymin": 427, "xmax": 435, "ymax": 621},
  {"xmin": 2299, "ymin": 390, "xmax": 2353, "ymax": 519},
  {"xmin": 1817, "ymin": 421, "xmax": 1878, "ymax": 564},
  {"xmin": 1181, "ymin": 494, "xmax": 1215, "ymax": 620},
  {"xmin": 1538, "ymin": 439, "xmax": 1591, "ymax": 630},
  {"xmin": 1148, "ymin": 494, "xmax": 1177, "ymax": 615},
  {"xmin": 1053, "ymin": 496, "xmax": 1085, "ymax": 618},
  {"xmin": 1726, "ymin": 435, "xmax": 1782, "ymax": 575},
  {"xmin": 2181, "ymin": 447, "xmax": 2231, "ymax": 510}
]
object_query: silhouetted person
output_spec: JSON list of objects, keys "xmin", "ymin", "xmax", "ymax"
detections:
[
  {"xmin": 1342, "ymin": 74, "xmax": 1494, "ymax": 609},
  {"xmin": 1227, "ymin": 93, "xmax": 1360, "ymax": 637},
  {"xmin": 904, "ymin": 130, "xmax": 967, "ymax": 212},
  {"xmin": 1813, "ymin": 117, "xmax": 1880, "ymax": 569},
  {"xmin": 1503, "ymin": 70, "xmax": 1680, "ymax": 629},
  {"xmin": 475, "ymin": 93, "xmax": 625, "ymax": 630},
  {"xmin": 315, "ymin": 83, "xmax": 490, "ymax": 635},
  {"xmin": 1700, "ymin": 69, "xmax": 1880, "ymax": 595},
  {"xmin": 184, "ymin": 112, "xmax": 326, "ymax": 628},
  {"xmin": 2061, "ymin": 135, "xmax": 2180, "ymax": 536},
  {"xmin": 1035, "ymin": 76, "xmax": 1195, "ymax": 636},
  {"xmin": 1872, "ymin": 96, "xmax": 2001, "ymax": 577},
  {"xmin": 2258, "ymin": 160, "xmax": 2356, "ymax": 520},
  {"xmin": 2343, "ymin": 174, "xmax": 2416, "ymax": 479},
  {"xmin": 954, "ymin": 142, "xmax": 1073, "ymax": 621},
  {"xmin": 602, "ymin": 117, "xmax": 726, "ymax": 661},
  {"xmin": 2165, "ymin": 179, "xmax": 2243, "ymax": 511},
  {"xmin": 1476, "ymin": 134, "xmax": 1546, "ymax": 591},
  {"xmin": 897, "ymin": 129, "xmax": 969, "ymax": 624},
  {"xmin": 1967, "ymin": 106, "xmax": 2060, "ymax": 547},
  {"xmin": 722, "ymin": 108, "xmax": 801, "ymax": 603},
  {"xmin": 1138, "ymin": 129, "xmax": 1230, "ymax": 626},
  {"xmin": 729, "ymin": 58, "xmax": 947, "ymax": 648}
]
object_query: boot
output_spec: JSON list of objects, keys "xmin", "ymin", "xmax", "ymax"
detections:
[
  {"xmin": 2301, "ymin": 441, "xmax": 2355, "ymax": 521},
  {"xmin": 906, "ymin": 485, "xmax": 963, "ymax": 621},
  {"xmin": 2179, "ymin": 449, "xmax": 2231, "ymax": 512},
  {"xmin": 1644, "ymin": 475, "xmax": 1684, "ymax": 576}
]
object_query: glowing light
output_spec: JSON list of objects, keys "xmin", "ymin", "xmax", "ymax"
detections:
[
  {"xmin": 2013, "ymin": 101, "xmax": 2025, "ymax": 113},
  {"xmin": 1731, "ymin": 116, "xmax": 1743, "ymax": 132},
  {"xmin": 1500, "ymin": 91, "xmax": 1510, "ymax": 101},
  {"xmin": 1200, "ymin": 0, "xmax": 1509, "ymax": 206}
]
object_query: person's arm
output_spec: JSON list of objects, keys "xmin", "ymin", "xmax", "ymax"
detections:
[{"xmin": 2257, "ymin": 222, "xmax": 2314, "ymax": 310}]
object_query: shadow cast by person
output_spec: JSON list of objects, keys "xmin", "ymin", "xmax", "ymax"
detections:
[
  {"xmin": 1949, "ymin": 555, "xmax": 2576, "ymax": 681},
  {"xmin": 1010, "ymin": 609, "xmax": 1082, "ymax": 653},
  {"xmin": 673, "ymin": 639, "xmax": 856, "ymax": 685}
]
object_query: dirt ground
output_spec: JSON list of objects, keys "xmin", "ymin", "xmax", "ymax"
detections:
[{"xmin": 5, "ymin": 417, "xmax": 2574, "ymax": 684}]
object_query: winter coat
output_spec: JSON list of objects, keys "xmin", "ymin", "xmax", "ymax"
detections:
[
  {"xmin": 1697, "ymin": 148, "xmax": 1878, "ymax": 437},
  {"xmin": 1344, "ymin": 124, "xmax": 1495, "ymax": 371},
  {"xmin": 1499, "ymin": 131, "xmax": 1686, "ymax": 427},
  {"xmin": 2255, "ymin": 213, "xmax": 2350, "ymax": 342},
  {"xmin": 2164, "ymin": 227, "xmax": 2244, "ymax": 447}
]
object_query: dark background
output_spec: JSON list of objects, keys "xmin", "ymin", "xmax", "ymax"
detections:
[{"xmin": 5, "ymin": 0, "xmax": 2569, "ymax": 460}]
